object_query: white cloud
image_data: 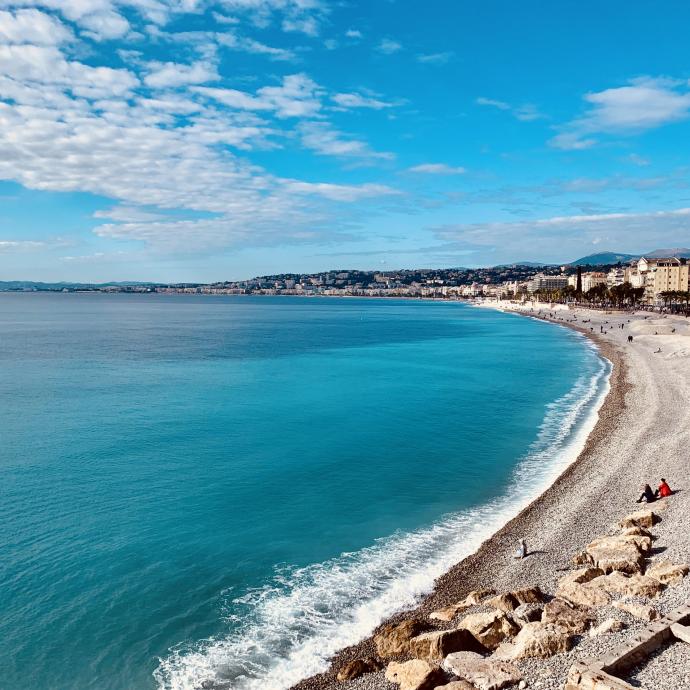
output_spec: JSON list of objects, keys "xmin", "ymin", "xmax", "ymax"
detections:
[
  {"xmin": 345, "ymin": 28, "xmax": 361, "ymax": 39},
  {"xmin": 217, "ymin": 31, "xmax": 296, "ymax": 60},
  {"xmin": 416, "ymin": 51, "xmax": 453, "ymax": 65},
  {"xmin": 550, "ymin": 77, "xmax": 690, "ymax": 150},
  {"xmin": 0, "ymin": 44, "xmax": 138, "ymax": 98},
  {"xmin": 476, "ymin": 96, "xmax": 544, "ymax": 121},
  {"xmin": 0, "ymin": 8, "xmax": 73, "ymax": 44},
  {"xmin": 93, "ymin": 205, "xmax": 167, "ymax": 222},
  {"xmin": 0, "ymin": 239, "xmax": 45, "ymax": 251},
  {"xmin": 408, "ymin": 163, "xmax": 466, "ymax": 175},
  {"xmin": 376, "ymin": 38, "xmax": 401, "ymax": 54},
  {"xmin": 282, "ymin": 180, "xmax": 399, "ymax": 201},
  {"xmin": 432, "ymin": 207, "xmax": 690, "ymax": 262},
  {"xmin": 298, "ymin": 120, "xmax": 393, "ymax": 160},
  {"xmin": 143, "ymin": 60, "xmax": 219, "ymax": 88},
  {"xmin": 194, "ymin": 73, "xmax": 322, "ymax": 118},
  {"xmin": 332, "ymin": 92, "xmax": 394, "ymax": 110}
]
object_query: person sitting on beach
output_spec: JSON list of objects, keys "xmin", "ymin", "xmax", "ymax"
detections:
[
  {"xmin": 654, "ymin": 347, "xmax": 662, "ymax": 353},
  {"xmin": 636, "ymin": 484, "xmax": 656, "ymax": 504},
  {"xmin": 513, "ymin": 538, "xmax": 527, "ymax": 559},
  {"xmin": 656, "ymin": 478, "xmax": 673, "ymax": 498}
]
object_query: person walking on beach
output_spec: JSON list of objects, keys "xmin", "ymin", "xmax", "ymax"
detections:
[
  {"xmin": 656, "ymin": 478, "xmax": 673, "ymax": 498},
  {"xmin": 628, "ymin": 335, "xmax": 633, "ymax": 343},
  {"xmin": 636, "ymin": 484, "xmax": 656, "ymax": 504}
]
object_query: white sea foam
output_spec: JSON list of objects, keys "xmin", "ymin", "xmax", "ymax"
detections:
[{"xmin": 154, "ymin": 337, "xmax": 610, "ymax": 690}]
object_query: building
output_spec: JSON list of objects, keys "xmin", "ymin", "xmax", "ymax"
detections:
[
  {"xmin": 567, "ymin": 275, "xmax": 578, "ymax": 289},
  {"xmin": 606, "ymin": 267, "xmax": 626, "ymax": 288},
  {"xmin": 527, "ymin": 273, "xmax": 569, "ymax": 293},
  {"xmin": 582, "ymin": 272, "xmax": 607, "ymax": 293},
  {"xmin": 650, "ymin": 258, "xmax": 689, "ymax": 301}
]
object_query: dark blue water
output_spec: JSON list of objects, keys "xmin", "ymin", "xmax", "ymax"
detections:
[{"xmin": 0, "ymin": 295, "xmax": 608, "ymax": 690}]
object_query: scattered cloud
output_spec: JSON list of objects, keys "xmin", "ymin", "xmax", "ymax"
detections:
[
  {"xmin": 0, "ymin": 8, "xmax": 73, "ymax": 44},
  {"xmin": 217, "ymin": 31, "xmax": 297, "ymax": 60},
  {"xmin": 282, "ymin": 180, "xmax": 399, "ymax": 201},
  {"xmin": 345, "ymin": 29, "xmax": 362, "ymax": 39},
  {"xmin": 416, "ymin": 51, "xmax": 453, "ymax": 65},
  {"xmin": 431, "ymin": 207, "xmax": 690, "ymax": 263},
  {"xmin": 376, "ymin": 38, "xmax": 402, "ymax": 54},
  {"xmin": 407, "ymin": 163, "xmax": 466, "ymax": 175},
  {"xmin": 476, "ymin": 96, "xmax": 545, "ymax": 121},
  {"xmin": 332, "ymin": 92, "xmax": 395, "ymax": 110},
  {"xmin": 143, "ymin": 60, "xmax": 219, "ymax": 88},
  {"xmin": 550, "ymin": 77, "xmax": 690, "ymax": 150},
  {"xmin": 625, "ymin": 153, "xmax": 651, "ymax": 167},
  {"xmin": 298, "ymin": 121, "xmax": 393, "ymax": 160}
]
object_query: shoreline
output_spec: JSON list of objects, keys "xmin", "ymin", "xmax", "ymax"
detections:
[{"xmin": 292, "ymin": 306, "xmax": 627, "ymax": 690}]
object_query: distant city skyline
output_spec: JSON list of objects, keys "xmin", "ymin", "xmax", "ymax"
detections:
[{"xmin": 2, "ymin": 1, "xmax": 690, "ymax": 282}]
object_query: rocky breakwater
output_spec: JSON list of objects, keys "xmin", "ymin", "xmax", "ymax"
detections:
[{"xmin": 331, "ymin": 507, "xmax": 688, "ymax": 690}]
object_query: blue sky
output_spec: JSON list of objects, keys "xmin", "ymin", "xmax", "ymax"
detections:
[{"xmin": 2, "ymin": 0, "xmax": 690, "ymax": 281}]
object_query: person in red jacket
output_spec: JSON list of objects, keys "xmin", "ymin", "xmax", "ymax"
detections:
[{"xmin": 656, "ymin": 478, "xmax": 673, "ymax": 498}]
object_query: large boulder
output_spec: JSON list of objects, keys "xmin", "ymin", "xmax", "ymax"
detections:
[
  {"xmin": 429, "ymin": 590, "xmax": 495, "ymax": 622},
  {"xmin": 646, "ymin": 561, "xmax": 689, "ymax": 586},
  {"xmin": 512, "ymin": 603, "xmax": 544, "ymax": 627},
  {"xmin": 409, "ymin": 629, "xmax": 487, "ymax": 662},
  {"xmin": 556, "ymin": 579, "xmax": 610, "ymax": 608},
  {"xmin": 385, "ymin": 660, "xmax": 444, "ymax": 690},
  {"xmin": 496, "ymin": 622, "xmax": 574, "ymax": 659},
  {"xmin": 433, "ymin": 682, "xmax": 475, "ymax": 690},
  {"xmin": 485, "ymin": 587, "xmax": 544, "ymax": 614},
  {"xmin": 541, "ymin": 598, "xmax": 594, "ymax": 634},
  {"xmin": 585, "ymin": 543, "xmax": 645, "ymax": 574},
  {"xmin": 618, "ymin": 509, "xmax": 659, "ymax": 529},
  {"xmin": 587, "ymin": 533, "xmax": 652, "ymax": 555},
  {"xmin": 621, "ymin": 526, "xmax": 652, "ymax": 538},
  {"xmin": 594, "ymin": 572, "xmax": 664, "ymax": 598},
  {"xmin": 336, "ymin": 657, "xmax": 381, "ymax": 682},
  {"xmin": 589, "ymin": 618, "xmax": 626, "ymax": 637},
  {"xmin": 443, "ymin": 651, "xmax": 522, "ymax": 690},
  {"xmin": 457, "ymin": 610, "xmax": 520, "ymax": 650},
  {"xmin": 375, "ymin": 620, "xmax": 427, "ymax": 658},
  {"xmin": 613, "ymin": 600, "xmax": 660, "ymax": 621},
  {"xmin": 560, "ymin": 567, "xmax": 605, "ymax": 585}
]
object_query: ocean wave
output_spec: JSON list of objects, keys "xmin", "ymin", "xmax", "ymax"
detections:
[{"xmin": 154, "ymin": 339, "xmax": 610, "ymax": 690}]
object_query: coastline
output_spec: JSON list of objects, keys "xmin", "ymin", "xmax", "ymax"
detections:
[{"xmin": 293, "ymin": 304, "xmax": 690, "ymax": 690}]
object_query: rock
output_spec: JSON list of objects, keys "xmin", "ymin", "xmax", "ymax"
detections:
[
  {"xmin": 559, "ymin": 567, "xmax": 605, "ymax": 586},
  {"xmin": 570, "ymin": 551, "xmax": 592, "ymax": 567},
  {"xmin": 588, "ymin": 618, "xmax": 626, "ymax": 637},
  {"xmin": 621, "ymin": 526, "xmax": 652, "ymax": 538},
  {"xmin": 458, "ymin": 610, "xmax": 520, "ymax": 650},
  {"xmin": 409, "ymin": 628, "xmax": 487, "ymax": 661},
  {"xmin": 512, "ymin": 603, "xmax": 544, "ymax": 627},
  {"xmin": 485, "ymin": 587, "xmax": 544, "ymax": 613},
  {"xmin": 585, "ymin": 543, "xmax": 645, "ymax": 574},
  {"xmin": 594, "ymin": 571, "xmax": 665, "ymax": 598},
  {"xmin": 496, "ymin": 622, "xmax": 574, "ymax": 659},
  {"xmin": 385, "ymin": 660, "xmax": 444, "ymax": 690},
  {"xmin": 613, "ymin": 600, "xmax": 660, "ymax": 621},
  {"xmin": 486, "ymin": 593, "xmax": 518, "ymax": 613},
  {"xmin": 512, "ymin": 587, "xmax": 545, "ymax": 605},
  {"xmin": 556, "ymin": 579, "xmax": 610, "ymax": 608},
  {"xmin": 587, "ymin": 533, "xmax": 652, "ymax": 555},
  {"xmin": 429, "ymin": 590, "xmax": 495, "ymax": 621},
  {"xmin": 375, "ymin": 620, "xmax": 427, "ymax": 658},
  {"xmin": 646, "ymin": 561, "xmax": 689, "ymax": 586},
  {"xmin": 443, "ymin": 651, "xmax": 522, "ymax": 690},
  {"xmin": 433, "ymin": 682, "xmax": 475, "ymax": 690},
  {"xmin": 336, "ymin": 658, "xmax": 381, "ymax": 681},
  {"xmin": 518, "ymin": 682, "xmax": 527, "ymax": 690},
  {"xmin": 541, "ymin": 598, "xmax": 594, "ymax": 634},
  {"xmin": 618, "ymin": 509, "xmax": 659, "ymax": 529}
]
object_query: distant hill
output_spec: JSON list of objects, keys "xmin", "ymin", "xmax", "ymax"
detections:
[
  {"xmin": 569, "ymin": 252, "xmax": 639, "ymax": 266},
  {"xmin": 644, "ymin": 247, "xmax": 690, "ymax": 259},
  {"xmin": 493, "ymin": 261, "xmax": 555, "ymax": 268}
]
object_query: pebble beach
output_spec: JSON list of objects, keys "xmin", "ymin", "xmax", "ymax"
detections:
[{"xmin": 292, "ymin": 304, "xmax": 690, "ymax": 690}]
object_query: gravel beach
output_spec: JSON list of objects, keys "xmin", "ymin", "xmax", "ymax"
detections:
[{"xmin": 292, "ymin": 305, "xmax": 690, "ymax": 690}]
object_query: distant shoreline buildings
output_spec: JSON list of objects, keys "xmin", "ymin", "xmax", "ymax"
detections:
[{"xmin": 3, "ymin": 256, "xmax": 688, "ymax": 307}]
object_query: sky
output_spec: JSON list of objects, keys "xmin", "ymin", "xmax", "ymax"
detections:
[{"xmin": 2, "ymin": 1, "xmax": 690, "ymax": 282}]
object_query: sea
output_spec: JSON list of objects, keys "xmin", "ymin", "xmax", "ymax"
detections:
[{"xmin": 0, "ymin": 294, "xmax": 609, "ymax": 690}]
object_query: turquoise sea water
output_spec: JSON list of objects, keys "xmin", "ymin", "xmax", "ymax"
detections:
[{"xmin": 0, "ymin": 295, "xmax": 608, "ymax": 690}]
